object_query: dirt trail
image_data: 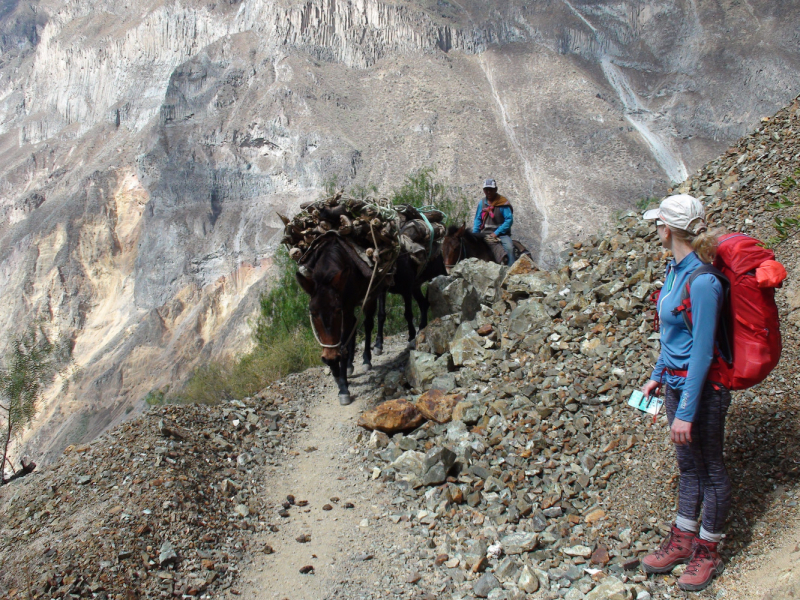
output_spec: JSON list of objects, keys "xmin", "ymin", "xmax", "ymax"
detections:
[
  {"xmin": 229, "ymin": 340, "xmax": 418, "ymax": 600},
  {"xmin": 720, "ymin": 503, "xmax": 800, "ymax": 600}
]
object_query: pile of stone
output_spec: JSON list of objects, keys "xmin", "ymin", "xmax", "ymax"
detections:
[
  {"xmin": 361, "ymin": 234, "xmax": 665, "ymax": 599},
  {"xmin": 280, "ymin": 192, "xmax": 447, "ymax": 274},
  {"xmin": 0, "ymin": 387, "xmax": 313, "ymax": 599},
  {"xmin": 356, "ymin": 95, "xmax": 800, "ymax": 599}
]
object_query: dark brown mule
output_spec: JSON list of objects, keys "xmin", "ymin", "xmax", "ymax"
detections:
[
  {"xmin": 296, "ymin": 237, "xmax": 380, "ymax": 405},
  {"xmin": 374, "ymin": 250, "xmax": 447, "ymax": 352},
  {"xmin": 441, "ymin": 225, "xmax": 499, "ymax": 271}
]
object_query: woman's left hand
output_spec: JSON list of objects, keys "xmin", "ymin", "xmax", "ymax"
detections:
[{"xmin": 670, "ymin": 418, "xmax": 693, "ymax": 445}]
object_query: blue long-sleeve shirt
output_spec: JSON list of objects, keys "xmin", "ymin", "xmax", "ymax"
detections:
[
  {"xmin": 473, "ymin": 199, "xmax": 513, "ymax": 236},
  {"xmin": 651, "ymin": 252, "xmax": 724, "ymax": 422}
]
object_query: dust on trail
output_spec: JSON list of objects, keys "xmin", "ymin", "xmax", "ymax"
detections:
[{"xmin": 229, "ymin": 339, "xmax": 417, "ymax": 600}]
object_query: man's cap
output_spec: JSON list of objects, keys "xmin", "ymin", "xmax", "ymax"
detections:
[
  {"xmin": 483, "ymin": 178, "xmax": 497, "ymax": 189},
  {"xmin": 643, "ymin": 194, "xmax": 707, "ymax": 234}
]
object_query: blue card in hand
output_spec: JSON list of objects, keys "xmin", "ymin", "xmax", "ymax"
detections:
[{"xmin": 628, "ymin": 390, "xmax": 664, "ymax": 416}]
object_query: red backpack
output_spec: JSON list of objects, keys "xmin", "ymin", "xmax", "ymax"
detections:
[{"xmin": 668, "ymin": 233, "xmax": 786, "ymax": 390}]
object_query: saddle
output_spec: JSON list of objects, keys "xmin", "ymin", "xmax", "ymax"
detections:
[{"xmin": 483, "ymin": 236, "xmax": 530, "ymax": 265}]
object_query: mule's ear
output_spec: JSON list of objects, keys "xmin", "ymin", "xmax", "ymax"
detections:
[
  {"xmin": 457, "ymin": 224, "xmax": 466, "ymax": 236},
  {"xmin": 296, "ymin": 271, "xmax": 315, "ymax": 295}
]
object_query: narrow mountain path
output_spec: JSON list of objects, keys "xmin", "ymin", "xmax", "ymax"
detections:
[{"xmin": 228, "ymin": 339, "xmax": 426, "ymax": 600}]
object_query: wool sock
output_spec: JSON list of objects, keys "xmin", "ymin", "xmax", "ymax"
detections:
[
  {"xmin": 699, "ymin": 527, "xmax": 723, "ymax": 543},
  {"xmin": 675, "ymin": 515, "xmax": 699, "ymax": 533}
]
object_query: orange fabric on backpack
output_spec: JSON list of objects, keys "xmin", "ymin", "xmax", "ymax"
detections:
[{"xmin": 755, "ymin": 260, "xmax": 787, "ymax": 288}]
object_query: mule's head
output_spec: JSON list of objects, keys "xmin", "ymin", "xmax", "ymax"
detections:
[
  {"xmin": 297, "ymin": 266, "xmax": 350, "ymax": 361},
  {"xmin": 442, "ymin": 224, "xmax": 466, "ymax": 274}
]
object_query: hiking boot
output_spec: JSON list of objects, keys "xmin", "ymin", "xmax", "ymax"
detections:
[
  {"xmin": 678, "ymin": 538, "xmax": 724, "ymax": 592},
  {"xmin": 642, "ymin": 525, "xmax": 696, "ymax": 574}
]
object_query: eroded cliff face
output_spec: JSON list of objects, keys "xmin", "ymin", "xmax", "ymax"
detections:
[{"xmin": 1, "ymin": 0, "xmax": 799, "ymax": 463}]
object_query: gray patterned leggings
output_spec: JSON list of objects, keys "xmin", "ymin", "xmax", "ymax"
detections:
[{"xmin": 665, "ymin": 382, "xmax": 733, "ymax": 534}]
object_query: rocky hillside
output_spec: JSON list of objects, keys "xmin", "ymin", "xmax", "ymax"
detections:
[
  {"xmin": 1, "ymin": 95, "xmax": 798, "ymax": 599},
  {"xmin": 2, "ymin": 0, "xmax": 800, "ymax": 464}
]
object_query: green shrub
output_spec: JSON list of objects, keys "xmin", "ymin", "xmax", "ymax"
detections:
[
  {"xmin": 144, "ymin": 388, "xmax": 169, "ymax": 406},
  {"xmin": 391, "ymin": 166, "xmax": 472, "ymax": 227},
  {"xmin": 253, "ymin": 246, "xmax": 311, "ymax": 346},
  {"xmin": 177, "ymin": 329, "xmax": 320, "ymax": 404},
  {"xmin": 636, "ymin": 196, "xmax": 659, "ymax": 211}
]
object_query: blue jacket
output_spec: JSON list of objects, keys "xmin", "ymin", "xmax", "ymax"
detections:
[
  {"xmin": 473, "ymin": 199, "xmax": 513, "ymax": 236},
  {"xmin": 651, "ymin": 252, "xmax": 724, "ymax": 422}
]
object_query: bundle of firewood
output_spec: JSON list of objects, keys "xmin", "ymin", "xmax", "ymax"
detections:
[{"xmin": 278, "ymin": 192, "xmax": 446, "ymax": 270}]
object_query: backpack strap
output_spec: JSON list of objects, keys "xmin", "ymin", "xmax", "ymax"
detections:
[
  {"xmin": 649, "ymin": 289, "xmax": 661, "ymax": 332},
  {"xmin": 673, "ymin": 264, "xmax": 733, "ymax": 364}
]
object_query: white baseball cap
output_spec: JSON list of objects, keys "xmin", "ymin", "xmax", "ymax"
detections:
[
  {"xmin": 643, "ymin": 194, "xmax": 707, "ymax": 234},
  {"xmin": 483, "ymin": 178, "xmax": 497, "ymax": 189}
]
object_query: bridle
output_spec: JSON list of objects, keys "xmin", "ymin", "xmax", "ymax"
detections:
[
  {"xmin": 307, "ymin": 222, "xmax": 385, "ymax": 353},
  {"xmin": 444, "ymin": 236, "xmax": 467, "ymax": 270},
  {"xmin": 309, "ymin": 312, "xmax": 345, "ymax": 349}
]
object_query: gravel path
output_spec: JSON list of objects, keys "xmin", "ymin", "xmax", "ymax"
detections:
[{"xmin": 230, "ymin": 339, "xmax": 427, "ymax": 600}]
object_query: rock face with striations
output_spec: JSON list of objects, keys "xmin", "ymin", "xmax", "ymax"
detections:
[{"xmin": 2, "ymin": 0, "xmax": 800, "ymax": 463}]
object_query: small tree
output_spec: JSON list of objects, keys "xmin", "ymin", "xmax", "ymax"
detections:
[
  {"xmin": 0, "ymin": 327, "xmax": 70, "ymax": 484},
  {"xmin": 390, "ymin": 166, "xmax": 472, "ymax": 227},
  {"xmin": 253, "ymin": 245, "xmax": 311, "ymax": 346}
]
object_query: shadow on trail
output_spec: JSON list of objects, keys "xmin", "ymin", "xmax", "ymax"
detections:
[
  {"xmin": 347, "ymin": 341, "xmax": 413, "ymax": 409},
  {"xmin": 722, "ymin": 391, "xmax": 800, "ymax": 559}
]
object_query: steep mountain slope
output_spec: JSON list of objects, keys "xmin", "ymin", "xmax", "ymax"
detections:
[
  {"xmin": 1, "ymin": 93, "xmax": 798, "ymax": 600},
  {"xmin": 1, "ymin": 0, "xmax": 799, "ymax": 464}
]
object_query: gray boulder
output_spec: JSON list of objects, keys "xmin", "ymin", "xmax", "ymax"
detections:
[
  {"xmin": 501, "ymin": 531, "xmax": 538, "ymax": 554},
  {"xmin": 389, "ymin": 450, "xmax": 427, "ymax": 477},
  {"xmin": 474, "ymin": 573, "xmax": 500, "ymax": 598},
  {"xmin": 430, "ymin": 373, "xmax": 457, "ymax": 392},
  {"xmin": 450, "ymin": 324, "xmax": 487, "ymax": 366},
  {"xmin": 450, "ymin": 258, "xmax": 508, "ymax": 305},
  {"xmin": 407, "ymin": 351, "xmax": 448, "ymax": 390},
  {"xmin": 417, "ymin": 315, "xmax": 460, "ymax": 355},
  {"xmin": 585, "ymin": 576, "xmax": 627, "ymax": 600},
  {"xmin": 429, "ymin": 276, "xmax": 481, "ymax": 320},
  {"xmin": 507, "ymin": 299, "xmax": 550, "ymax": 337},
  {"xmin": 594, "ymin": 280, "xmax": 625, "ymax": 302},
  {"xmin": 503, "ymin": 270, "xmax": 553, "ymax": 298},
  {"xmin": 453, "ymin": 399, "xmax": 481, "ymax": 425}
]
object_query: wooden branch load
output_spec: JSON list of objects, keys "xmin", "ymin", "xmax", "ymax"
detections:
[{"xmin": 279, "ymin": 192, "xmax": 447, "ymax": 275}]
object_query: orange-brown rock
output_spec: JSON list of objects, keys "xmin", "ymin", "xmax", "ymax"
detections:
[
  {"xmin": 415, "ymin": 389, "xmax": 464, "ymax": 424},
  {"xmin": 504, "ymin": 253, "xmax": 538, "ymax": 276},
  {"xmin": 591, "ymin": 544, "xmax": 610, "ymax": 565},
  {"xmin": 477, "ymin": 324, "xmax": 493, "ymax": 336},
  {"xmin": 357, "ymin": 399, "xmax": 425, "ymax": 433},
  {"xmin": 585, "ymin": 508, "xmax": 606, "ymax": 524}
]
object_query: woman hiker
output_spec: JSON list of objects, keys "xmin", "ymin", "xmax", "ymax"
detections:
[{"xmin": 639, "ymin": 194, "xmax": 730, "ymax": 592}]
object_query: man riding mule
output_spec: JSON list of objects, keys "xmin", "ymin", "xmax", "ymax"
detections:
[
  {"xmin": 473, "ymin": 178, "xmax": 516, "ymax": 266},
  {"xmin": 443, "ymin": 178, "xmax": 530, "ymax": 270}
]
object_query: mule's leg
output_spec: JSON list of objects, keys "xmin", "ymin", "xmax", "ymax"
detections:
[
  {"xmin": 374, "ymin": 290, "xmax": 386, "ymax": 356},
  {"xmin": 324, "ymin": 357, "xmax": 352, "ymax": 405},
  {"xmin": 346, "ymin": 323, "xmax": 356, "ymax": 378},
  {"xmin": 338, "ymin": 350, "xmax": 354, "ymax": 405},
  {"xmin": 402, "ymin": 289, "xmax": 415, "ymax": 342},
  {"xmin": 413, "ymin": 284, "xmax": 430, "ymax": 332},
  {"xmin": 362, "ymin": 297, "xmax": 378, "ymax": 370}
]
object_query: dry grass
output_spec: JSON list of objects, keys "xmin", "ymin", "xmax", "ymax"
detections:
[{"xmin": 175, "ymin": 329, "xmax": 322, "ymax": 404}]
